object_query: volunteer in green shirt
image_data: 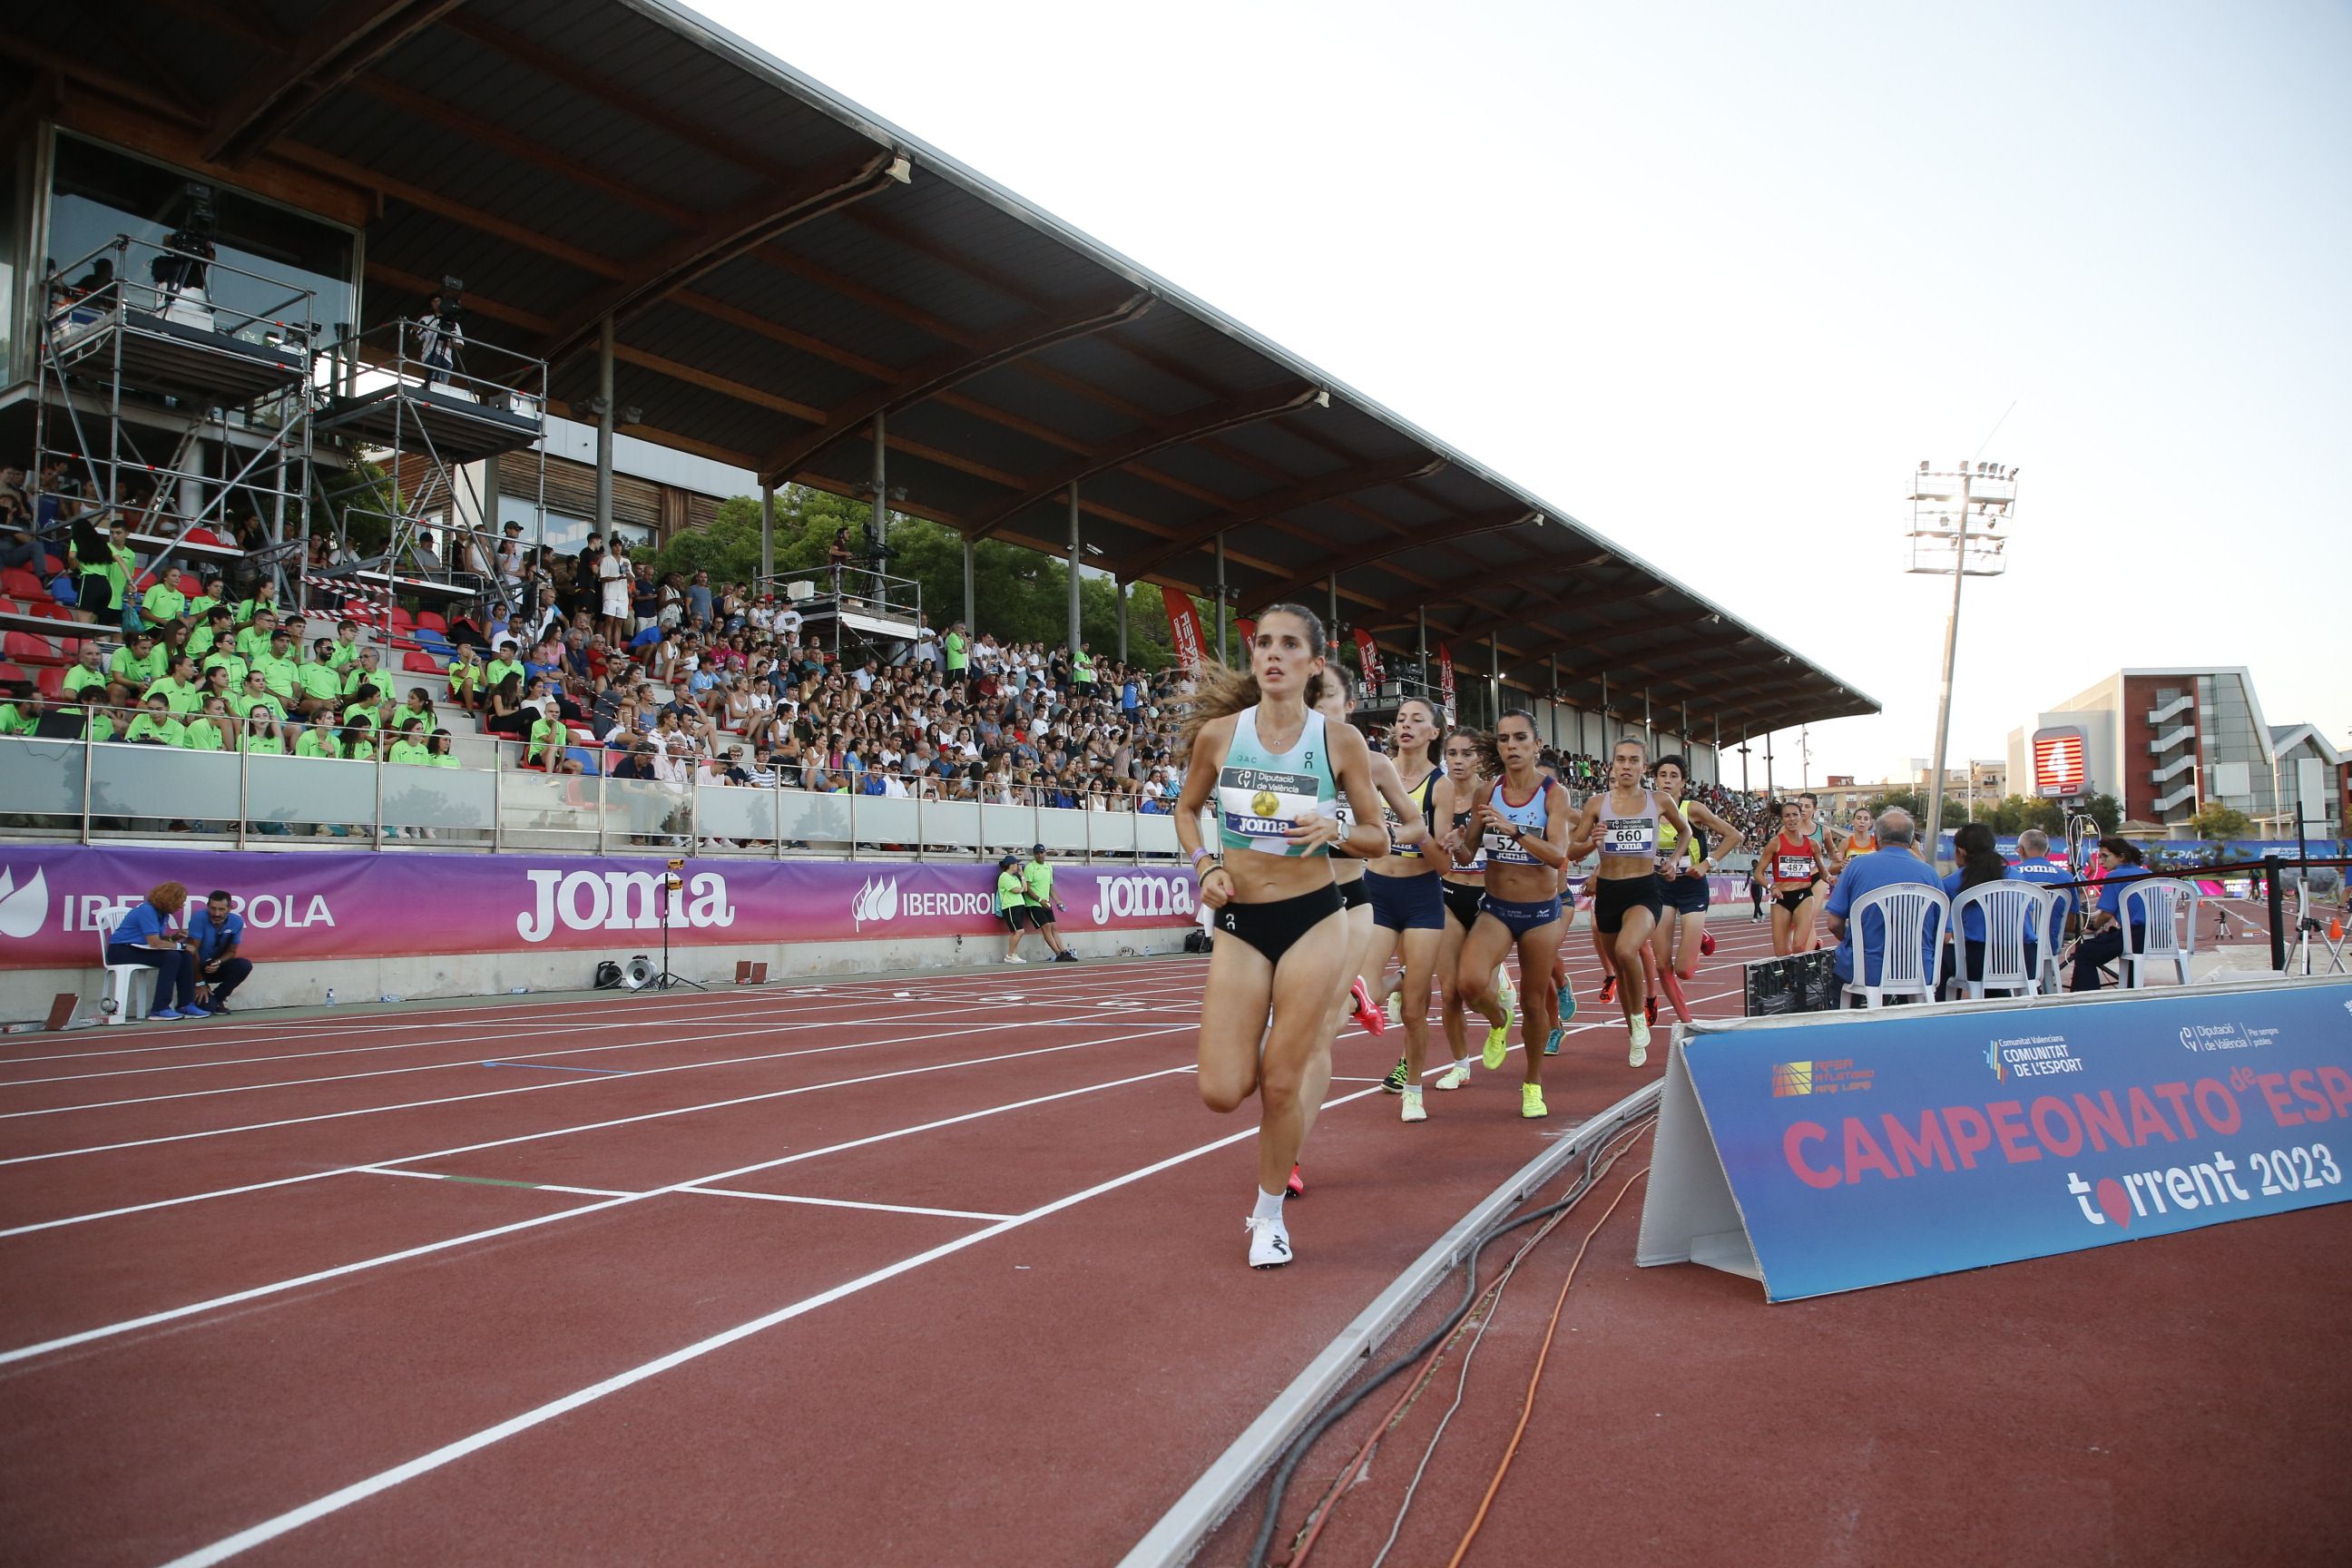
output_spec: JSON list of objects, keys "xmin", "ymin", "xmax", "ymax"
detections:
[
  {"xmin": 123, "ymin": 695, "xmax": 185, "ymax": 747},
  {"xmin": 296, "ymin": 725, "xmax": 348, "ymax": 760},
  {"xmin": 201, "ymin": 646, "xmax": 250, "ymax": 691},
  {"xmin": 140, "ymin": 573, "xmax": 188, "ymax": 632},
  {"xmin": 235, "ymin": 583, "xmax": 280, "ymax": 627},
  {"xmin": 61, "ymin": 642, "xmax": 110, "ymax": 726},
  {"xmin": 485, "ymin": 641, "xmax": 524, "ymax": 696},
  {"xmin": 105, "ymin": 523, "xmax": 137, "ymax": 630},
  {"xmin": 525, "ymin": 710, "xmax": 580, "ymax": 773},
  {"xmin": 107, "ymin": 631, "xmax": 165, "ymax": 708},
  {"xmin": 184, "ymin": 570, "xmax": 225, "ymax": 626},
  {"xmin": 446, "ymin": 648, "xmax": 485, "ymax": 710},
  {"xmin": 234, "ymin": 610, "xmax": 279, "ymax": 663},
  {"xmin": 232, "ymin": 670, "xmax": 288, "ymax": 724},
  {"xmin": 187, "ymin": 606, "xmax": 234, "ymax": 661},
  {"xmin": 143, "ymin": 653, "xmax": 204, "ymax": 715},
  {"xmin": 995, "ymin": 854, "xmax": 1036, "ymax": 964},
  {"xmin": 1071, "ymin": 642, "xmax": 1095, "ymax": 691},
  {"xmin": 181, "ymin": 699, "xmax": 231, "ymax": 752},
  {"xmin": 387, "ymin": 723, "xmax": 435, "ymax": 766},
  {"xmin": 326, "ymin": 619, "xmax": 363, "ymax": 669},
  {"xmin": 427, "ymin": 733, "xmax": 460, "ymax": 768},
  {"xmin": 944, "ymin": 622, "xmax": 969, "ymax": 683},
  {"xmin": 296, "ymin": 639, "xmax": 344, "ymax": 719},
  {"xmin": 344, "ymin": 647, "xmax": 395, "ymax": 704},
  {"xmin": 245, "ymin": 717, "xmax": 287, "ymax": 756},
  {"xmin": 252, "ymin": 631, "xmax": 300, "ymax": 705},
  {"xmin": 1019, "ymin": 844, "xmax": 1078, "ymax": 962},
  {"xmin": 0, "ymin": 688, "xmax": 43, "ymax": 736}
]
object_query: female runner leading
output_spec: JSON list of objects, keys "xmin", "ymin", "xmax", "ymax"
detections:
[
  {"xmin": 1764, "ymin": 799, "xmax": 1834, "ymax": 956},
  {"xmin": 1455, "ymin": 710, "xmax": 1573, "ymax": 1119},
  {"xmin": 1174, "ymin": 606, "xmax": 1388, "ymax": 1269},
  {"xmin": 1405, "ymin": 725, "xmax": 1513, "ymax": 1097},
  {"xmin": 1565, "ymin": 736, "xmax": 1692, "ymax": 1067}
]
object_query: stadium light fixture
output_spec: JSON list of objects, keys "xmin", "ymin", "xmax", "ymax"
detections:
[{"xmin": 1906, "ymin": 456, "xmax": 2020, "ymax": 856}]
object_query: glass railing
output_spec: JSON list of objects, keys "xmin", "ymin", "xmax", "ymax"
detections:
[{"xmin": 0, "ymin": 730, "xmax": 1185, "ymax": 862}]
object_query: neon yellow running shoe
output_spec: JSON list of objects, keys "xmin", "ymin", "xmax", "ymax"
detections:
[
  {"xmin": 1521, "ymin": 1082, "xmax": 1548, "ymax": 1119},
  {"xmin": 1482, "ymin": 1007, "xmax": 1512, "ymax": 1071}
]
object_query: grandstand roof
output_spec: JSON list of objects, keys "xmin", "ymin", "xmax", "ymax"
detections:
[{"xmin": 10, "ymin": 0, "xmax": 1877, "ymax": 738}]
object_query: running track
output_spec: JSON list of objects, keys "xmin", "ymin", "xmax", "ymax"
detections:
[{"xmin": 0, "ymin": 910, "xmax": 2112, "ymax": 1564}]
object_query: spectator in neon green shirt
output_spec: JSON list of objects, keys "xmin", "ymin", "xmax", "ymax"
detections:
[
  {"xmin": 201, "ymin": 646, "xmax": 250, "ymax": 690},
  {"xmin": 143, "ymin": 653, "xmax": 205, "ymax": 715},
  {"xmin": 181, "ymin": 698, "xmax": 231, "ymax": 752},
  {"xmin": 140, "ymin": 574, "xmax": 188, "ymax": 632},
  {"xmin": 107, "ymin": 631, "xmax": 165, "ymax": 708},
  {"xmin": 387, "ymin": 720, "xmax": 434, "ymax": 766},
  {"xmin": 187, "ymin": 605, "xmax": 233, "ymax": 661},
  {"xmin": 325, "ymin": 619, "xmax": 363, "ymax": 668},
  {"xmin": 427, "ymin": 732, "xmax": 460, "ymax": 768},
  {"xmin": 945, "ymin": 622, "xmax": 968, "ymax": 681},
  {"xmin": 235, "ymin": 582, "xmax": 280, "ymax": 627},
  {"xmin": 485, "ymin": 641, "xmax": 524, "ymax": 695},
  {"xmin": 343, "ymin": 646, "xmax": 395, "ymax": 704},
  {"xmin": 234, "ymin": 610, "xmax": 279, "ymax": 663},
  {"xmin": 245, "ymin": 716, "xmax": 287, "ymax": 756},
  {"xmin": 183, "ymin": 569, "xmax": 225, "ymax": 625},
  {"xmin": 296, "ymin": 724, "xmax": 348, "ymax": 760},
  {"xmin": 525, "ymin": 711, "xmax": 581, "ymax": 773},
  {"xmin": 446, "ymin": 646, "xmax": 485, "ymax": 710},
  {"xmin": 0, "ymin": 688, "xmax": 44, "ymax": 736},
  {"xmin": 231, "ymin": 670, "xmax": 288, "ymax": 724},
  {"xmin": 252, "ymin": 631, "xmax": 300, "ymax": 704},
  {"xmin": 295, "ymin": 639, "xmax": 343, "ymax": 719},
  {"xmin": 123, "ymin": 693, "xmax": 185, "ymax": 747}
]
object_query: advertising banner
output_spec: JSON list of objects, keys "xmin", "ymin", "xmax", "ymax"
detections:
[
  {"xmin": 0, "ymin": 847, "xmax": 1200, "ymax": 969},
  {"xmin": 1438, "ymin": 644, "xmax": 1455, "ymax": 724},
  {"xmin": 1163, "ymin": 594, "xmax": 1206, "ymax": 675},
  {"xmin": 1352, "ymin": 629, "xmax": 1384, "ymax": 688},
  {"xmin": 1638, "ymin": 977, "xmax": 2352, "ymax": 1300},
  {"xmin": 1232, "ymin": 618, "xmax": 1257, "ymax": 659}
]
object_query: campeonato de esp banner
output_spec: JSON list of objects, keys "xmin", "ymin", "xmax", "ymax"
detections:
[
  {"xmin": 0, "ymin": 846, "xmax": 1200, "ymax": 968},
  {"xmin": 1668, "ymin": 977, "xmax": 2352, "ymax": 1300}
]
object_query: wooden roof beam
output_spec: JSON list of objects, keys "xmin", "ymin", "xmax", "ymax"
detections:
[{"xmin": 204, "ymin": 0, "xmax": 465, "ymax": 164}]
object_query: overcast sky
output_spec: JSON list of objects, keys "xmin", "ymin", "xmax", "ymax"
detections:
[{"xmin": 697, "ymin": 0, "xmax": 2350, "ymax": 786}]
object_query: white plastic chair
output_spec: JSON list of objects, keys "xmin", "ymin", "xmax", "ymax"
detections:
[
  {"xmin": 95, "ymin": 906, "xmax": 155, "ymax": 1025},
  {"xmin": 1949, "ymin": 883, "xmax": 2043, "ymax": 1000},
  {"xmin": 1839, "ymin": 884, "xmax": 1948, "ymax": 1008},
  {"xmin": 2033, "ymin": 886, "xmax": 2073, "ymax": 995},
  {"xmin": 2119, "ymin": 877, "xmax": 2200, "ymax": 988}
]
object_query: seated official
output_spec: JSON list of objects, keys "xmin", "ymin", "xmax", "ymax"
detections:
[
  {"xmin": 2068, "ymin": 838, "xmax": 2152, "ymax": 991},
  {"xmin": 1823, "ymin": 808, "xmax": 1942, "ymax": 1000},
  {"xmin": 186, "ymin": 888, "xmax": 252, "ymax": 1014},
  {"xmin": 2008, "ymin": 828, "xmax": 2073, "ymax": 970},
  {"xmin": 1937, "ymin": 822, "xmax": 2014, "ymax": 998},
  {"xmin": 107, "ymin": 880, "xmax": 201, "ymax": 1020}
]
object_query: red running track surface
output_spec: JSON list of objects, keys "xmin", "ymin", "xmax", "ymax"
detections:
[{"xmin": 1, "ymin": 920, "xmax": 1781, "ymax": 1566}]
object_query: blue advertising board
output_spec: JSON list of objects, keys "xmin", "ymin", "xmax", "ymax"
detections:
[{"xmin": 1643, "ymin": 976, "xmax": 2352, "ymax": 1300}]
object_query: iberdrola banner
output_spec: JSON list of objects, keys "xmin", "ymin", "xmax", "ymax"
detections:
[
  {"xmin": 1438, "ymin": 643, "xmax": 1456, "ymax": 724},
  {"xmin": 0, "ymin": 847, "xmax": 1200, "ymax": 969},
  {"xmin": 1353, "ymin": 628, "xmax": 1384, "ymax": 687}
]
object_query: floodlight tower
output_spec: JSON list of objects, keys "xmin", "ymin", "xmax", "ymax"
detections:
[{"xmin": 1907, "ymin": 458, "xmax": 2018, "ymax": 858}]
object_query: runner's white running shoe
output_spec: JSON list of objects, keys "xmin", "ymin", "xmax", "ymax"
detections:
[
  {"xmin": 1434, "ymin": 1060, "xmax": 1473, "ymax": 1091},
  {"xmin": 1004, "ymin": 956, "xmax": 1026, "ymax": 965},
  {"xmin": 1401, "ymin": 1086, "xmax": 1427, "ymax": 1122},
  {"xmin": 1244, "ymin": 1212, "xmax": 1293, "ymax": 1269},
  {"xmin": 1628, "ymin": 1016, "xmax": 1651, "ymax": 1068}
]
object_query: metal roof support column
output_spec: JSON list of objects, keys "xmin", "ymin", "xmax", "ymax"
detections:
[
  {"xmin": 1599, "ymin": 671, "xmax": 1610, "ymax": 748},
  {"xmin": 870, "ymin": 413, "xmax": 887, "ymax": 546},
  {"xmin": 594, "ymin": 316, "xmax": 615, "ymax": 540},
  {"xmin": 1416, "ymin": 605, "xmax": 1427, "ymax": 671},
  {"xmin": 1214, "ymin": 532, "xmax": 1228, "ymax": 666},
  {"xmin": 1549, "ymin": 652, "xmax": 1561, "ymax": 749},
  {"xmin": 961, "ymin": 535, "xmax": 975, "ymax": 632},
  {"xmin": 1644, "ymin": 690, "xmax": 1653, "ymax": 752},
  {"xmin": 758, "ymin": 480, "xmax": 774, "ymax": 590},
  {"xmin": 1765, "ymin": 730, "xmax": 1776, "ymax": 799},
  {"xmin": 1067, "ymin": 485, "xmax": 1083, "ymax": 655},
  {"xmin": 1115, "ymin": 581, "xmax": 1128, "ymax": 662},
  {"xmin": 1489, "ymin": 640, "xmax": 1500, "ymax": 727}
]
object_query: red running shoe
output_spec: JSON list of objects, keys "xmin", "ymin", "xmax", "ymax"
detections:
[
  {"xmin": 1644, "ymin": 994, "xmax": 1660, "ymax": 1026},
  {"xmin": 1350, "ymin": 976, "xmax": 1387, "ymax": 1035},
  {"xmin": 1287, "ymin": 1164, "xmax": 1307, "ymax": 1199},
  {"xmin": 1700, "ymin": 931, "xmax": 1716, "ymax": 957},
  {"xmin": 1599, "ymin": 975, "xmax": 1617, "ymax": 1005}
]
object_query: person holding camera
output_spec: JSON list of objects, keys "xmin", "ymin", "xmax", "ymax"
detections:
[
  {"xmin": 416, "ymin": 291, "xmax": 464, "ymax": 387},
  {"xmin": 106, "ymin": 882, "xmax": 203, "ymax": 1021}
]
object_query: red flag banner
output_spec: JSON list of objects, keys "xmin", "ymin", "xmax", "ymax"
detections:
[
  {"xmin": 1164, "ymin": 593, "xmax": 1206, "ymax": 675},
  {"xmin": 1353, "ymin": 628, "xmax": 1384, "ymax": 687},
  {"xmin": 1438, "ymin": 643, "xmax": 1456, "ymax": 725},
  {"xmin": 1233, "ymin": 618, "xmax": 1258, "ymax": 662}
]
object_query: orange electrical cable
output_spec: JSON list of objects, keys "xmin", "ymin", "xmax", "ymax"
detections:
[{"xmin": 1443, "ymin": 1157, "xmax": 1652, "ymax": 1568}]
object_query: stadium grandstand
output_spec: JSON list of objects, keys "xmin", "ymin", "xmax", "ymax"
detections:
[{"xmin": 0, "ymin": 0, "xmax": 1873, "ymax": 866}]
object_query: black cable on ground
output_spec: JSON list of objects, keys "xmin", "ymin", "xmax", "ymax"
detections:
[{"xmin": 1245, "ymin": 1110, "xmax": 1657, "ymax": 1568}]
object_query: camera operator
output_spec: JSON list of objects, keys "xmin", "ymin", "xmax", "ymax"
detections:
[{"xmin": 416, "ymin": 289, "xmax": 465, "ymax": 387}]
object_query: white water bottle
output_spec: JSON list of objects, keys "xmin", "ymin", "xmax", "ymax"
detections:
[{"xmin": 325, "ymin": 988, "xmax": 337, "ymax": 1006}]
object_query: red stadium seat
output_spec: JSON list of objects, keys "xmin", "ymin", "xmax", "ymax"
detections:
[
  {"xmin": 0, "ymin": 662, "xmax": 25, "ymax": 686},
  {"xmin": 34, "ymin": 667, "xmax": 64, "ymax": 700},
  {"xmin": 177, "ymin": 573, "xmax": 202, "ymax": 597},
  {"xmin": 41, "ymin": 554, "xmax": 65, "ymax": 578},
  {"xmin": 4, "ymin": 631, "xmax": 59, "ymax": 666},
  {"xmin": 0, "ymin": 568, "xmax": 40, "ymax": 600},
  {"xmin": 26, "ymin": 600, "xmax": 68, "ymax": 620},
  {"xmin": 185, "ymin": 527, "xmax": 223, "ymax": 545},
  {"xmin": 401, "ymin": 649, "xmax": 443, "ymax": 672},
  {"xmin": 0, "ymin": 596, "xmax": 16, "ymax": 616},
  {"xmin": 415, "ymin": 611, "xmax": 447, "ymax": 632}
]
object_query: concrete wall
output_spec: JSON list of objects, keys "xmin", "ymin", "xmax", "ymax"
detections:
[{"xmin": 4, "ymin": 922, "xmax": 1197, "ymax": 1024}]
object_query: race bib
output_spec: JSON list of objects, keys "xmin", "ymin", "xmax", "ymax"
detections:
[
  {"xmin": 1777, "ymin": 854, "xmax": 1816, "ymax": 880},
  {"xmin": 1601, "ymin": 818, "xmax": 1653, "ymax": 855}
]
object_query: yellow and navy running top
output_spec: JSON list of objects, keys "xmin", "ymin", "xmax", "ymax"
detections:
[
  {"xmin": 1216, "ymin": 705, "xmax": 1338, "ymax": 857},
  {"xmin": 1382, "ymin": 766, "xmax": 1438, "ymax": 860},
  {"xmin": 1655, "ymin": 798, "xmax": 1705, "ymax": 869}
]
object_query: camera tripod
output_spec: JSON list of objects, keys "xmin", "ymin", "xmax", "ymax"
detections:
[{"xmin": 645, "ymin": 867, "xmax": 707, "ymax": 993}]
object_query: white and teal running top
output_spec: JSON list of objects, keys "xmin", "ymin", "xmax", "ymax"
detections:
[{"xmin": 1216, "ymin": 705, "xmax": 1338, "ymax": 857}]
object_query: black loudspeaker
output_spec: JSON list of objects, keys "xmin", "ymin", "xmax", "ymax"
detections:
[
  {"xmin": 1797, "ymin": 950, "xmax": 1840, "ymax": 1012},
  {"xmin": 1744, "ymin": 956, "xmax": 1797, "ymax": 1016},
  {"xmin": 593, "ymin": 960, "xmax": 624, "ymax": 990}
]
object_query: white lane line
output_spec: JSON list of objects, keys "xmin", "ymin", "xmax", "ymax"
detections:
[
  {"xmin": 0, "ymin": 1008, "xmax": 1184, "ymax": 1164},
  {"xmin": 156, "ymin": 1078, "xmax": 1389, "ymax": 1568},
  {"xmin": 677, "ymin": 1189, "xmax": 1017, "ymax": 1222},
  {"xmin": 0, "ymin": 1064, "xmax": 1190, "ymax": 1367},
  {"xmin": 356, "ymin": 1168, "xmax": 639, "ymax": 1200},
  {"xmin": 0, "ymin": 956, "xmax": 1211, "ymax": 1068},
  {"xmin": 0, "ymin": 1025, "xmax": 1192, "ymax": 1238},
  {"xmin": 0, "ymin": 968, "xmax": 1213, "ymax": 1082}
]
